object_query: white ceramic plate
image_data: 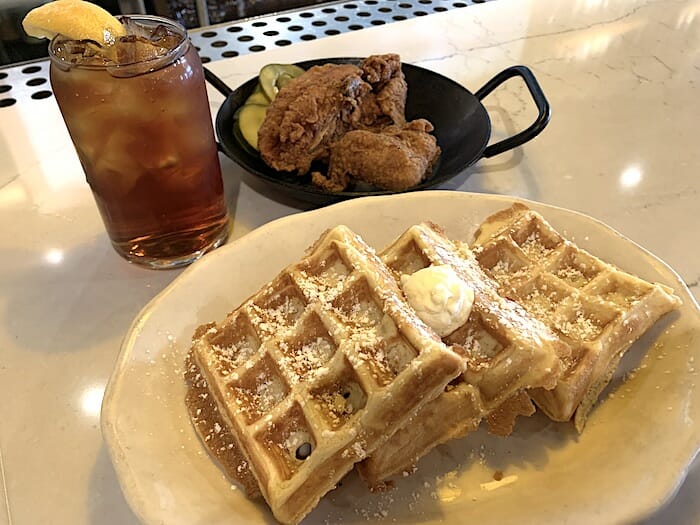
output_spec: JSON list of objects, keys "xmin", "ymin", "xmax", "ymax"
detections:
[{"xmin": 102, "ymin": 191, "xmax": 700, "ymax": 525}]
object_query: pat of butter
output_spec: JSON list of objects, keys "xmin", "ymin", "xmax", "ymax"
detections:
[{"xmin": 401, "ymin": 265, "xmax": 474, "ymax": 337}]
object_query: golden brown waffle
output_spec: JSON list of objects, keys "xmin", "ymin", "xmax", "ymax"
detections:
[
  {"xmin": 484, "ymin": 390, "xmax": 536, "ymax": 436},
  {"xmin": 357, "ymin": 222, "xmax": 570, "ymax": 487},
  {"xmin": 189, "ymin": 225, "xmax": 466, "ymax": 525},
  {"xmin": 471, "ymin": 203, "xmax": 682, "ymax": 431},
  {"xmin": 184, "ymin": 348, "xmax": 261, "ymax": 498}
]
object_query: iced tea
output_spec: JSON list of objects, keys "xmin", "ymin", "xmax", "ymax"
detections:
[{"xmin": 49, "ymin": 15, "xmax": 229, "ymax": 269}]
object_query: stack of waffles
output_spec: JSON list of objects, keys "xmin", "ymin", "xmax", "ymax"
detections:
[{"xmin": 185, "ymin": 205, "xmax": 681, "ymax": 524}]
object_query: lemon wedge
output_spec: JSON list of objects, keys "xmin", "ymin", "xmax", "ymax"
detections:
[{"xmin": 23, "ymin": 0, "xmax": 126, "ymax": 45}]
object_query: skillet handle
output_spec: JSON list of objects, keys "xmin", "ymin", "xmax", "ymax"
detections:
[
  {"xmin": 204, "ymin": 67, "xmax": 231, "ymax": 153},
  {"xmin": 475, "ymin": 65, "xmax": 550, "ymax": 158},
  {"xmin": 204, "ymin": 66, "xmax": 233, "ymax": 98}
]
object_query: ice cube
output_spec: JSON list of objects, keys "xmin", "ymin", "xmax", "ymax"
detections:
[
  {"xmin": 119, "ymin": 16, "xmax": 152, "ymax": 39},
  {"xmin": 149, "ymin": 24, "xmax": 181, "ymax": 50},
  {"xmin": 55, "ymin": 39, "xmax": 110, "ymax": 65},
  {"xmin": 149, "ymin": 24, "xmax": 169, "ymax": 41},
  {"xmin": 92, "ymin": 130, "xmax": 141, "ymax": 196},
  {"xmin": 114, "ymin": 34, "xmax": 166, "ymax": 64}
]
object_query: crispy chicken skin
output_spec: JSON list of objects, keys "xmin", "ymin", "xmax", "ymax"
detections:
[
  {"xmin": 257, "ymin": 63, "xmax": 369, "ymax": 174},
  {"xmin": 258, "ymin": 53, "xmax": 439, "ymax": 191},
  {"xmin": 312, "ymin": 119, "xmax": 440, "ymax": 192},
  {"xmin": 258, "ymin": 54, "xmax": 408, "ymax": 174},
  {"xmin": 359, "ymin": 54, "xmax": 407, "ymax": 126}
]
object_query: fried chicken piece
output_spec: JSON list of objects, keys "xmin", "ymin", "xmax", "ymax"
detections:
[
  {"xmin": 360, "ymin": 54, "xmax": 407, "ymax": 126},
  {"xmin": 257, "ymin": 54, "xmax": 409, "ymax": 175},
  {"xmin": 258, "ymin": 63, "xmax": 370, "ymax": 174},
  {"xmin": 312, "ymin": 119, "xmax": 440, "ymax": 192}
]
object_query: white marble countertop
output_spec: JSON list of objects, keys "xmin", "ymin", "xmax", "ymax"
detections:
[{"xmin": 1, "ymin": 0, "xmax": 698, "ymax": 523}]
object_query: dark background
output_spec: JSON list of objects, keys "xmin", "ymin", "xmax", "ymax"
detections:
[{"xmin": 0, "ymin": 0, "xmax": 328, "ymax": 66}]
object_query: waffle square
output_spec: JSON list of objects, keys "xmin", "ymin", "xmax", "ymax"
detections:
[
  {"xmin": 471, "ymin": 203, "xmax": 682, "ymax": 431},
  {"xmin": 184, "ymin": 347, "xmax": 261, "ymax": 498},
  {"xmin": 358, "ymin": 222, "xmax": 570, "ymax": 486},
  {"xmin": 189, "ymin": 225, "xmax": 465, "ymax": 524}
]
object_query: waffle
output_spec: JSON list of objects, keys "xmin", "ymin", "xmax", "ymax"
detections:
[
  {"xmin": 189, "ymin": 225, "xmax": 466, "ymax": 525},
  {"xmin": 357, "ymin": 222, "xmax": 570, "ymax": 487},
  {"xmin": 471, "ymin": 203, "xmax": 682, "ymax": 431},
  {"xmin": 184, "ymin": 347, "xmax": 260, "ymax": 497}
]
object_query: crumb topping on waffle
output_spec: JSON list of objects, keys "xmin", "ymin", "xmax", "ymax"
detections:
[
  {"xmin": 472, "ymin": 203, "xmax": 682, "ymax": 430},
  {"xmin": 184, "ymin": 349, "xmax": 261, "ymax": 498},
  {"xmin": 358, "ymin": 222, "xmax": 570, "ymax": 486}
]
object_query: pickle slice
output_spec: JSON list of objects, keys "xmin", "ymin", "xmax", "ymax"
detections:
[
  {"xmin": 276, "ymin": 72, "xmax": 297, "ymax": 89},
  {"xmin": 234, "ymin": 63, "xmax": 306, "ymax": 150},
  {"xmin": 258, "ymin": 64, "xmax": 306, "ymax": 101},
  {"xmin": 245, "ymin": 83, "xmax": 270, "ymax": 106},
  {"xmin": 235, "ymin": 103, "xmax": 268, "ymax": 150}
]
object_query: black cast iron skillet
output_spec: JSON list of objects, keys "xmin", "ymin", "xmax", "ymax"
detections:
[{"xmin": 205, "ymin": 59, "xmax": 550, "ymax": 207}]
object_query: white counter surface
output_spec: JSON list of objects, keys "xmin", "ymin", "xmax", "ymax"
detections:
[{"xmin": 1, "ymin": 0, "xmax": 698, "ymax": 523}]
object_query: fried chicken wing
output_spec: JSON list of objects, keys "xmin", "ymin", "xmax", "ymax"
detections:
[{"xmin": 312, "ymin": 119, "xmax": 441, "ymax": 192}]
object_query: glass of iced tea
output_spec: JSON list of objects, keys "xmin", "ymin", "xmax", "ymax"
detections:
[{"xmin": 48, "ymin": 15, "xmax": 229, "ymax": 269}]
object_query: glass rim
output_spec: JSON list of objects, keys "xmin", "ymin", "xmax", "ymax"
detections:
[{"xmin": 48, "ymin": 14, "xmax": 189, "ymax": 71}]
